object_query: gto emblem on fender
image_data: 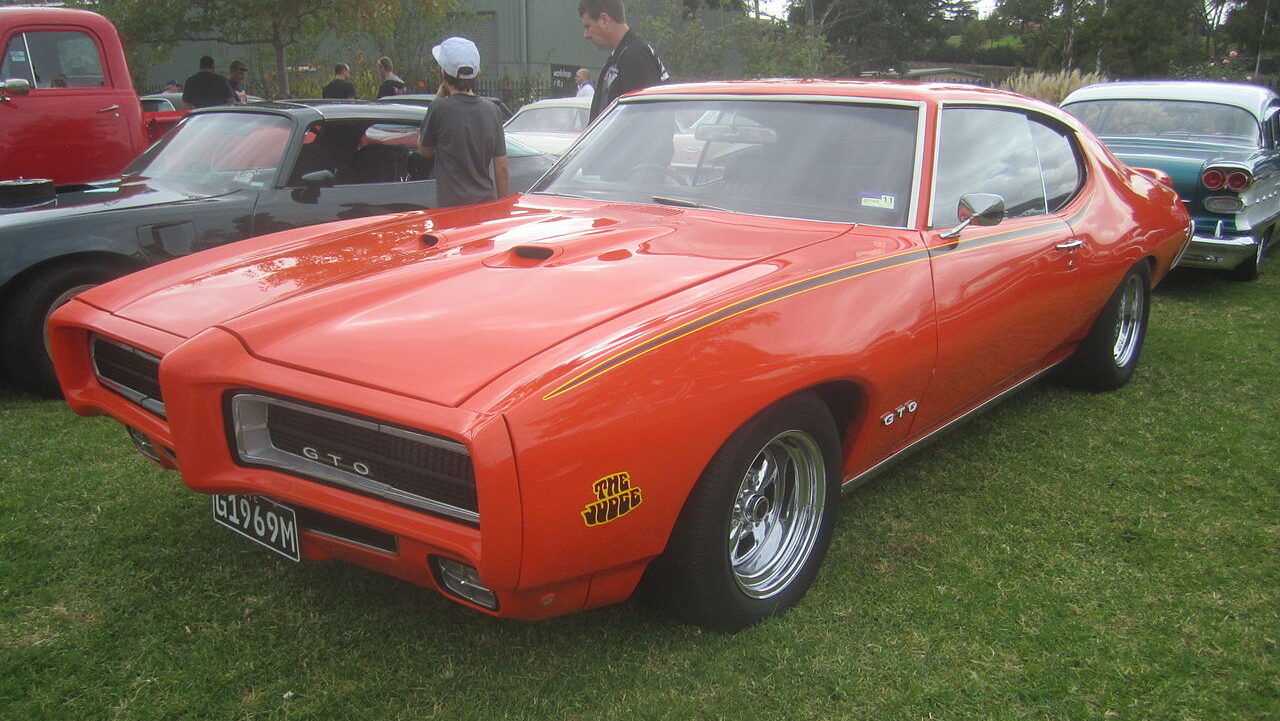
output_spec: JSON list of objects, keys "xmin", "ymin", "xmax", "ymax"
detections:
[
  {"xmin": 302, "ymin": 446, "xmax": 371, "ymax": 476},
  {"xmin": 881, "ymin": 400, "xmax": 919, "ymax": 426},
  {"xmin": 582, "ymin": 471, "xmax": 643, "ymax": 527}
]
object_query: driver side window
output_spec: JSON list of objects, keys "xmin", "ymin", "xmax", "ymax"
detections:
[
  {"xmin": 932, "ymin": 107, "xmax": 1048, "ymax": 226},
  {"xmin": 288, "ymin": 121, "xmax": 425, "ymax": 186}
]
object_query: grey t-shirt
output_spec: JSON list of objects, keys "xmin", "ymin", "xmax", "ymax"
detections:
[{"xmin": 420, "ymin": 94, "xmax": 506, "ymax": 208}]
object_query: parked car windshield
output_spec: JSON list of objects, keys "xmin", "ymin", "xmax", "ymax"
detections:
[
  {"xmin": 532, "ymin": 99, "xmax": 919, "ymax": 226},
  {"xmin": 506, "ymin": 106, "xmax": 589, "ymax": 133},
  {"xmin": 124, "ymin": 112, "xmax": 293, "ymax": 193},
  {"xmin": 1064, "ymin": 99, "xmax": 1261, "ymax": 146}
]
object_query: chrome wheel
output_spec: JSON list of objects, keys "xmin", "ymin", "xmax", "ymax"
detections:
[
  {"xmin": 728, "ymin": 429, "xmax": 827, "ymax": 599},
  {"xmin": 1111, "ymin": 272, "xmax": 1145, "ymax": 368}
]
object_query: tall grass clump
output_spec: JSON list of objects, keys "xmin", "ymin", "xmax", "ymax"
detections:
[{"xmin": 1000, "ymin": 69, "xmax": 1109, "ymax": 104}]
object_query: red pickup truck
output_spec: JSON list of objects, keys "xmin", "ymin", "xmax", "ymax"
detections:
[{"xmin": 0, "ymin": 7, "xmax": 179, "ymax": 188}]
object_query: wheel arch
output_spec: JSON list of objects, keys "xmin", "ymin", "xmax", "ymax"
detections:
[{"xmin": 0, "ymin": 251, "xmax": 147, "ymax": 307}]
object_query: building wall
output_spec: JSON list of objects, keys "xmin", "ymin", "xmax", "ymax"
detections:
[{"xmin": 137, "ymin": 1, "xmax": 608, "ymax": 98}]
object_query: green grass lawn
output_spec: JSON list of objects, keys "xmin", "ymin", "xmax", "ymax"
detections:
[{"xmin": 2, "ymin": 268, "xmax": 1276, "ymax": 720}]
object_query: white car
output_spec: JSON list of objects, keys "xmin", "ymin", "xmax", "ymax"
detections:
[{"xmin": 503, "ymin": 96, "xmax": 592, "ymax": 156}]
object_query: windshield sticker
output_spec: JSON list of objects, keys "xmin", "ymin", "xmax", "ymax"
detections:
[
  {"xmin": 860, "ymin": 193, "xmax": 896, "ymax": 210},
  {"xmin": 8, "ymin": 50, "xmax": 26, "ymax": 63},
  {"xmin": 581, "ymin": 471, "xmax": 643, "ymax": 527}
]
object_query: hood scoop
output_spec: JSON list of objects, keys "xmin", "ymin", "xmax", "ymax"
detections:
[{"xmin": 483, "ymin": 244, "xmax": 562, "ymax": 268}]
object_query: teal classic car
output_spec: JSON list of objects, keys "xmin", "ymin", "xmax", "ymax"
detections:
[{"xmin": 1062, "ymin": 81, "xmax": 1279, "ymax": 280}]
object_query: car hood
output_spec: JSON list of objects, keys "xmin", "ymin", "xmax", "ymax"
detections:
[
  {"xmin": 0, "ymin": 176, "xmax": 230, "ymax": 223},
  {"xmin": 1097, "ymin": 137, "xmax": 1260, "ymax": 197},
  {"xmin": 89, "ymin": 197, "xmax": 851, "ymax": 406}
]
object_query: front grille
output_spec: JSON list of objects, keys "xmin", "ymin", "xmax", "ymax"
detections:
[
  {"xmin": 91, "ymin": 335, "xmax": 165, "ymax": 417},
  {"xmin": 229, "ymin": 393, "xmax": 478, "ymax": 524}
]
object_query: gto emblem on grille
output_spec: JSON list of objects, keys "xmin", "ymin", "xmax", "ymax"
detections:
[{"xmin": 302, "ymin": 446, "xmax": 371, "ymax": 476}]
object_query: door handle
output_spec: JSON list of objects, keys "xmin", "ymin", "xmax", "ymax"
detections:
[
  {"xmin": 1055, "ymin": 238, "xmax": 1085, "ymax": 250},
  {"xmin": 97, "ymin": 104, "xmax": 120, "ymax": 113}
]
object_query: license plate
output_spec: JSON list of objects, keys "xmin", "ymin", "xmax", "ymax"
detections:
[{"xmin": 212, "ymin": 494, "xmax": 300, "ymax": 562}]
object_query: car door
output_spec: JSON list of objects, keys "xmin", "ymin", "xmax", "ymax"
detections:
[
  {"xmin": 252, "ymin": 119, "xmax": 435, "ymax": 234},
  {"xmin": 0, "ymin": 26, "xmax": 142, "ymax": 184},
  {"xmin": 914, "ymin": 105, "xmax": 1094, "ymax": 429}
]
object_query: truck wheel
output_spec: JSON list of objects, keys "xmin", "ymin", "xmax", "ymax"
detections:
[
  {"xmin": 0, "ymin": 264, "xmax": 120, "ymax": 397},
  {"xmin": 1059, "ymin": 261, "xmax": 1151, "ymax": 392},
  {"xmin": 642, "ymin": 394, "xmax": 841, "ymax": 632},
  {"xmin": 1232, "ymin": 228, "xmax": 1270, "ymax": 281}
]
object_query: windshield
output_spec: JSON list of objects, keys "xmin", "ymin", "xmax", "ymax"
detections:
[
  {"xmin": 532, "ymin": 99, "xmax": 919, "ymax": 226},
  {"xmin": 507, "ymin": 106, "xmax": 589, "ymax": 133},
  {"xmin": 1063, "ymin": 99, "xmax": 1261, "ymax": 146},
  {"xmin": 125, "ymin": 112, "xmax": 293, "ymax": 193}
]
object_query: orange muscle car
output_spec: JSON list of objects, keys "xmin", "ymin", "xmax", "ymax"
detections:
[{"xmin": 49, "ymin": 81, "xmax": 1191, "ymax": 631}]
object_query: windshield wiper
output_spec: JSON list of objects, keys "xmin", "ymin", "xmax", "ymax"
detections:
[{"xmin": 651, "ymin": 195, "xmax": 728, "ymax": 212}]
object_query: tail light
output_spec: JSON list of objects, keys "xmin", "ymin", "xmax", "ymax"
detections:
[
  {"xmin": 1202, "ymin": 167, "xmax": 1253, "ymax": 192},
  {"xmin": 1225, "ymin": 170, "xmax": 1253, "ymax": 192}
]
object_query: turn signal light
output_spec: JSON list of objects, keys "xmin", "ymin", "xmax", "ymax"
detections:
[
  {"xmin": 1225, "ymin": 170, "xmax": 1252, "ymax": 192},
  {"xmin": 1201, "ymin": 169, "xmax": 1226, "ymax": 190}
]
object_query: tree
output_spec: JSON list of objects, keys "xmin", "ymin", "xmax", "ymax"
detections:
[
  {"xmin": 85, "ymin": 0, "xmax": 453, "ymax": 97},
  {"xmin": 788, "ymin": 0, "xmax": 979, "ymax": 72}
]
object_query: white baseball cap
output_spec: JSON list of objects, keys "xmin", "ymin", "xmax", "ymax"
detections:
[{"xmin": 432, "ymin": 37, "xmax": 480, "ymax": 80}]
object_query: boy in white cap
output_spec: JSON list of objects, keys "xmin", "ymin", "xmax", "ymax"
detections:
[{"xmin": 418, "ymin": 36, "xmax": 509, "ymax": 207}]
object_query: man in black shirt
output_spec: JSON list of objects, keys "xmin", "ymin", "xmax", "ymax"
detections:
[
  {"xmin": 322, "ymin": 63, "xmax": 357, "ymax": 99},
  {"xmin": 579, "ymin": 0, "xmax": 668, "ymax": 121},
  {"xmin": 376, "ymin": 56, "xmax": 406, "ymax": 98},
  {"xmin": 181, "ymin": 56, "xmax": 234, "ymax": 109}
]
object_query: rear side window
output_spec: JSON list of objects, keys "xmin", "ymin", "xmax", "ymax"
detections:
[
  {"xmin": 1029, "ymin": 120, "xmax": 1083, "ymax": 212},
  {"xmin": 1, "ymin": 31, "xmax": 104, "ymax": 88}
]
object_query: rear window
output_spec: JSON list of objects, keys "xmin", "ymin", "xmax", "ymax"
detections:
[{"xmin": 1064, "ymin": 99, "xmax": 1260, "ymax": 147}]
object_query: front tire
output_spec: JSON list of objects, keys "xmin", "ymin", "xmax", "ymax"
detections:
[
  {"xmin": 642, "ymin": 394, "xmax": 841, "ymax": 632},
  {"xmin": 0, "ymin": 264, "xmax": 120, "ymax": 397},
  {"xmin": 1060, "ymin": 261, "xmax": 1151, "ymax": 392}
]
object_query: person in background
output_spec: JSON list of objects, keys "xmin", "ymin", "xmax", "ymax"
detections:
[
  {"xmin": 163, "ymin": 79, "xmax": 181, "ymax": 93},
  {"xmin": 417, "ymin": 36, "xmax": 508, "ymax": 208},
  {"xmin": 579, "ymin": 0, "xmax": 668, "ymax": 121},
  {"xmin": 575, "ymin": 68, "xmax": 594, "ymax": 98},
  {"xmin": 376, "ymin": 56, "xmax": 406, "ymax": 98},
  {"xmin": 228, "ymin": 60, "xmax": 248, "ymax": 103},
  {"xmin": 181, "ymin": 56, "xmax": 234, "ymax": 109},
  {"xmin": 322, "ymin": 63, "xmax": 357, "ymax": 99}
]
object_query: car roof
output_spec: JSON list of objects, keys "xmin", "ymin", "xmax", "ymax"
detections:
[
  {"xmin": 516, "ymin": 96, "xmax": 593, "ymax": 112},
  {"xmin": 1061, "ymin": 81, "xmax": 1279, "ymax": 119},
  {"xmin": 189, "ymin": 99, "xmax": 427, "ymax": 123},
  {"xmin": 626, "ymin": 79, "xmax": 1052, "ymax": 108},
  {"xmin": 0, "ymin": 6, "xmax": 116, "ymax": 29}
]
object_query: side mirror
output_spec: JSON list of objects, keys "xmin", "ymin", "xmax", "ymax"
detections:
[
  {"xmin": 291, "ymin": 169, "xmax": 335, "ymax": 204},
  {"xmin": 940, "ymin": 193, "xmax": 1005, "ymax": 239},
  {"xmin": 300, "ymin": 169, "xmax": 336, "ymax": 188},
  {"xmin": 0, "ymin": 78, "xmax": 32, "ymax": 98}
]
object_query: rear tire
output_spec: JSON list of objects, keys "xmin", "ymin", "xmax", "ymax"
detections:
[
  {"xmin": 0, "ymin": 264, "xmax": 120, "ymax": 397},
  {"xmin": 641, "ymin": 393, "xmax": 841, "ymax": 632},
  {"xmin": 1232, "ymin": 228, "xmax": 1270, "ymax": 282},
  {"xmin": 1060, "ymin": 261, "xmax": 1151, "ymax": 392}
]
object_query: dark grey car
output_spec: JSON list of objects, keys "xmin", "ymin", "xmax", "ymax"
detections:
[{"xmin": 0, "ymin": 100, "xmax": 556, "ymax": 395}]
